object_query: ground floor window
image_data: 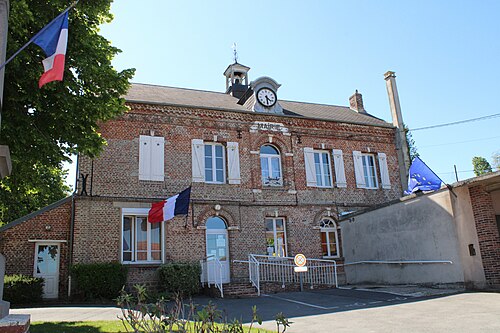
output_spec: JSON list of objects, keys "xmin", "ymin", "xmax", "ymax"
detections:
[
  {"xmin": 122, "ymin": 209, "xmax": 163, "ymax": 263},
  {"xmin": 320, "ymin": 218, "xmax": 339, "ymax": 258},
  {"xmin": 265, "ymin": 217, "xmax": 287, "ymax": 257}
]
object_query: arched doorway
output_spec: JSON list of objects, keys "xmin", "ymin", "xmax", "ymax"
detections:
[{"xmin": 205, "ymin": 216, "xmax": 230, "ymax": 283}]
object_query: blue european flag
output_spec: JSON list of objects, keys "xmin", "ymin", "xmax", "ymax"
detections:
[{"xmin": 405, "ymin": 157, "xmax": 443, "ymax": 195}]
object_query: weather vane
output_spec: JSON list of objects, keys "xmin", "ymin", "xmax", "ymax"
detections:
[{"xmin": 232, "ymin": 42, "xmax": 238, "ymax": 63}]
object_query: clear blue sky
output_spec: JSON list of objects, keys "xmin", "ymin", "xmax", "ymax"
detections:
[{"xmin": 67, "ymin": 0, "xmax": 500, "ymax": 188}]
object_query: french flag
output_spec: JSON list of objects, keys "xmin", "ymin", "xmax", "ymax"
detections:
[
  {"xmin": 148, "ymin": 187, "xmax": 192, "ymax": 223},
  {"xmin": 33, "ymin": 12, "xmax": 69, "ymax": 88}
]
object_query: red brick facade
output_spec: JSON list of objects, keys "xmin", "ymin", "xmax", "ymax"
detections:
[
  {"xmin": 0, "ymin": 86, "xmax": 407, "ymax": 297},
  {"xmin": 469, "ymin": 184, "xmax": 500, "ymax": 287}
]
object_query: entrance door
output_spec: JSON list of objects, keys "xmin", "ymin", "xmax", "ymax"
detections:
[
  {"xmin": 34, "ymin": 243, "xmax": 60, "ymax": 299},
  {"xmin": 205, "ymin": 217, "xmax": 230, "ymax": 284}
]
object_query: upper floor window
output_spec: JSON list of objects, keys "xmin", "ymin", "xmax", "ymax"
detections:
[
  {"xmin": 265, "ymin": 217, "xmax": 287, "ymax": 257},
  {"xmin": 122, "ymin": 209, "xmax": 163, "ymax": 264},
  {"xmin": 320, "ymin": 218, "xmax": 339, "ymax": 258},
  {"xmin": 353, "ymin": 151, "xmax": 390, "ymax": 189},
  {"xmin": 139, "ymin": 135, "xmax": 165, "ymax": 181},
  {"xmin": 314, "ymin": 151, "xmax": 333, "ymax": 187},
  {"xmin": 192, "ymin": 139, "xmax": 241, "ymax": 184},
  {"xmin": 204, "ymin": 143, "xmax": 225, "ymax": 183},
  {"xmin": 361, "ymin": 154, "xmax": 378, "ymax": 188},
  {"xmin": 260, "ymin": 145, "xmax": 282, "ymax": 186}
]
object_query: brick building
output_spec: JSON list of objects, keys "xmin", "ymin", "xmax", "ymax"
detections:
[{"xmin": 0, "ymin": 63, "xmax": 408, "ymax": 298}]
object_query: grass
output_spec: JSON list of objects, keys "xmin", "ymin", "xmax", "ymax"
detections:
[{"xmin": 31, "ymin": 321, "xmax": 274, "ymax": 333}]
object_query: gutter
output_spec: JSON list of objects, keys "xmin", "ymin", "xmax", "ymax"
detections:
[{"xmin": 67, "ymin": 153, "xmax": 79, "ymax": 298}]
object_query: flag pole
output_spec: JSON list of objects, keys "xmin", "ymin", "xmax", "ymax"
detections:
[
  {"xmin": 415, "ymin": 156, "xmax": 457, "ymax": 198},
  {"xmin": 0, "ymin": 0, "xmax": 79, "ymax": 71}
]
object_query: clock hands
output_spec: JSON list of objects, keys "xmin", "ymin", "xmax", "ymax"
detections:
[{"xmin": 265, "ymin": 96, "xmax": 272, "ymax": 104}]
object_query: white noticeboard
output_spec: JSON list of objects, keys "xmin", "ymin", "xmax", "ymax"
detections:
[{"xmin": 294, "ymin": 266, "xmax": 308, "ymax": 273}]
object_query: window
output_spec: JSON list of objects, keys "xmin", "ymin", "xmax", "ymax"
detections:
[
  {"xmin": 122, "ymin": 209, "xmax": 163, "ymax": 263},
  {"xmin": 204, "ymin": 143, "xmax": 225, "ymax": 183},
  {"xmin": 320, "ymin": 218, "xmax": 339, "ymax": 258},
  {"xmin": 139, "ymin": 135, "xmax": 165, "ymax": 181},
  {"xmin": 361, "ymin": 154, "xmax": 378, "ymax": 188},
  {"xmin": 265, "ymin": 218, "xmax": 287, "ymax": 257},
  {"xmin": 314, "ymin": 151, "xmax": 333, "ymax": 187},
  {"xmin": 192, "ymin": 140, "xmax": 241, "ymax": 184},
  {"xmin": 260, "ymin": 145, "xmax": 282, "ymax": 186}
]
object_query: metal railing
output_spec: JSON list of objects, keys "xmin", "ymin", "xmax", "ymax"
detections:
[
  {"xmin": 248, "ymin": 254, "xmax": 337, "ymax": 295},
  {"xmin": 200, "ymin": 255, "xmax": 224, "ymax": 298}
]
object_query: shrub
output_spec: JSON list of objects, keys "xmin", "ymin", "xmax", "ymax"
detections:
[
  {"xmin": 158, "ymin": 262, "xmax": 201, "ymax": 296},
  {"xmin": 4, "ymin": 274, "xmax": 44, "ymax": 304},
  {"xmin": 71, "ymin": 262, "xmax": 128, "ymax": 300}
]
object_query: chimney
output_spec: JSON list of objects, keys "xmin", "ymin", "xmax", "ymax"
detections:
[
  {"xmin": 384, "ymin": 70, "xmax": 410, "ymax": 193},
  {"xmin": 349, "ymin": 90, "xmax": 366, "ymax": 113}
]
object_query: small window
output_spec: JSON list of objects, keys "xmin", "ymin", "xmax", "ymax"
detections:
[
  {"xmin": 122, "ymin": 214, "xmax": 162, "ymax": 263},
  {"xmin": 265, "ymin": 218, "xmax": 287, "ymax": 257},
  {"xmin": 361, "ymin": 154, "xmax": 378, "ymax": 189},
  {"xmin": 206, "ymin": 216, "xmax": 227, "ymax": 229},
  {"xmin": 320, "ymin": 218, "xmax": 339, "ymax": 258},
  {"xmin": 314, "ymin": 151, "xmax": 333, "ymax": 187},
  {"xmin": 204, "ymin": 143, "xmax": 226, "ymax": 183},
  {"xmin": 260, "ymin": 145, "xmax": 282, "ymax": 186}
]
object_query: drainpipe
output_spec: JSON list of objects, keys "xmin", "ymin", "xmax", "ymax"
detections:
[{"xmin": 67, "ymin": 153, "xmax": 79, "ymax": 298}]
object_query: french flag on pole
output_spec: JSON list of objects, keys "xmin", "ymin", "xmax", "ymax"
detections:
[
  {"xmin": 148, "ymin": 187, "xmax": 192, "ymax": 223},
  {"xmin": 33, "ymin": 12, "xmax": 69, "ymax": 88}
]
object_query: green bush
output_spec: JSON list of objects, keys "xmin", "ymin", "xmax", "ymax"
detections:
[
  {"xmin": 71, "ymin": 262, "xmax": 128, "ymax": 300},
  {"xmin": 4, "ymin": 274, "xmax": 44, "ymax": 304},
  {"xmin": 158, "ymin": 262, "xmax": 201, "ymax": 296}
]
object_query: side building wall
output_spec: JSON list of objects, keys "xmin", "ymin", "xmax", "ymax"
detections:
[{"xmin": 340, "ymin": 190, "xmax": 466, "ymax": 286}]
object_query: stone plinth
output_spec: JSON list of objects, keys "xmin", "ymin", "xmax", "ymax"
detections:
[{"xmin": 0, "ymin": 314, "xmax": 30, "ymax": 333}]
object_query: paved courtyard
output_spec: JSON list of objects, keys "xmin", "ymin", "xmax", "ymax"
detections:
[{"xmin": 11, "ymin": 288, "xmax": 500, "ymax": 332}]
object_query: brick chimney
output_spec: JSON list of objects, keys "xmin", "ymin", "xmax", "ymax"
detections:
[{"xmin": 349, "ymin": 90, "xmax": 366, "ymax": 114}]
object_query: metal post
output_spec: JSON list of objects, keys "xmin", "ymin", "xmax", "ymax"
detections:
[{"xmin": 299, "ymin": 272, "xmax": 303, "ymax": 292}]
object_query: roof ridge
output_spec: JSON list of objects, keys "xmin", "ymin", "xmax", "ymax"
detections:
[{"xmin": 130, "ymin": 82, "xmax": 232, "ymax": 96}]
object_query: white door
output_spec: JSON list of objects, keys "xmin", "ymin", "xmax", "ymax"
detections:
[
  {"xmin": 205, "ymin": 217, "xmax": 230, "ymax": 284},
  {"xmin": 34, "ymin": 243, "xmax": 60, "ymax": 299}
]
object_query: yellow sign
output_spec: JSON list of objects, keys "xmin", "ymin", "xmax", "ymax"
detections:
[{"xmin": 294, "ymin": 253, "xmax": 307, "ymax": 267}]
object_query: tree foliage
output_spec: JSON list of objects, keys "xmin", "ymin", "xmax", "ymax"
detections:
[
  {"xmin": 472, "ymin": 156, "xmax": 493, "ymax": 176},
  {"xmin": 492, "ymin": 151, "xmax": 500, "ymax": 171},
  {"xmin": 404, "ymin": 125, "xmax": 419, "ymax": 161},
  {"xmin": 0, "ymin": 0, "xmax": 135, "ymax": 225}
]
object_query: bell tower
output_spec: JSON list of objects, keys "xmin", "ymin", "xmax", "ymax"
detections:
[{"xmin": 223, "ymin": 43, "xmax": 250, "ymax": 99}]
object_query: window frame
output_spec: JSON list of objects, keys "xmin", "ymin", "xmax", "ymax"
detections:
[
  {"xmin": 361, "ymin": 153, "xmax": 378, "ymax": 189},
  {"xmin": 204, "ymin": 142, "xmax": 226, "ymax": 184},
  {"xmin": 265, "ymin": 217, "xmax": 288, "ymax": 257},
  {"xmin": 121, "ymin": 208, "xmax": 164, "ymax": 264},
  {"xmin": 320, "ymin": 218, "xmax": 340, "ymax": 259},
  {"xmin": 313, "ymin": 150, "xmax": 333, "ymax": 188},
  {"xmin": 260, "ymin": 145, "xmax": 283, "ymax": 187}
]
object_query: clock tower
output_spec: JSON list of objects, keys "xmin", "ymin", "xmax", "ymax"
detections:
[{"xmin": 250, "ymin": 76, "xmax": 283, "ymax": 114}]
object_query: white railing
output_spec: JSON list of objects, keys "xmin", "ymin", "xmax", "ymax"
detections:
[
  {"xmin": 248, "ymin": 254, "xmax": 337, "ymax": 294},
  {"xmin": 248, "ymin": 254, "xmax": 260, "ymax": 295},
  {"xmin": 200, "ymin": 255, "xmax": 224, "ymax": 298}
]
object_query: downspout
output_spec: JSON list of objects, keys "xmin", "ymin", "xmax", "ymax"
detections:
[{"xmin": 67, "ymin": 153, "xmax": 79, "ymax": 298}]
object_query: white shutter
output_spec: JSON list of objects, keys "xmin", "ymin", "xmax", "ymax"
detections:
[
  {"xmin": 378, "ymin": 152, "xmax": 391, "ymax": 189},
  {"xmin": 191, "ymin": 139, "xmax": 205, "ymax": 182},
  {"xmin": 227, "ymin": 142, "xmax": 241, "ymax": 184},
  {"xmin": 332, "ymin": 149, "xmax": 347, "ymax": 188},
  {"xmin": 150, "ymin": 136, "xmax": 165, "ymax": 181},
  {"xmin": 353, "ymin": 151, "xmax": 366, "ymax": 188},
  {"xmin": 304, "ymin": 147, "xmax": 317, "ymax": 187},
  {"xmin": 139, "ymin": 135, "xmax": 152, "ymax": 180}
]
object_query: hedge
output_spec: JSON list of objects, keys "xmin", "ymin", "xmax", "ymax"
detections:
[
  {"xmin": 4, "ymin": 274, "xmax": 44, "ymax": 304},
  {"xmin": 71, "ymin": 262, "xmax": 128, "ymax": 300},
  {"xmin": 158, "ymin": 262, "xmax": 201, "ymax": 296}
]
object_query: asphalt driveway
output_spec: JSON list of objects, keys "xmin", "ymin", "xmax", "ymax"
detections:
[{"xmin": 11, "ymin": 288, "xmax": 500, "ymax": 332}]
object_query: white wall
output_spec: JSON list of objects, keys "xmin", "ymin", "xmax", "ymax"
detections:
[{"xmin": 341, "ymin": 190, "xmax": 466, "ymax": 285}]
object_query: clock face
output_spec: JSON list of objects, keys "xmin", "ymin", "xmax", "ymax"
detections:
[{"xmin": 257, "ymin": 88, "xmax": 277, "ymax": 107}]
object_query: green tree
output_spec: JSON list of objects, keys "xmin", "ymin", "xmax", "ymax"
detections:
[
  {"xmin": 0, "ymin": 0, "xmax": 134, "ymax": 225},
  {"xmin": 404, "ymin": 125, "xmax": 419, "ymax": 161},
  {"xmin": 492, "ymin": 151, "xmax": 500, "ymax": 171},
  {"xmin": 472, "ymin": 156, "xmax": 493, "ymax": 176}
]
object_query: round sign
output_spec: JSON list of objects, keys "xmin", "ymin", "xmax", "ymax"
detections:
[{"xmin": 294, "ymin": 254, "xmax": 307, "ymax": 267}]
